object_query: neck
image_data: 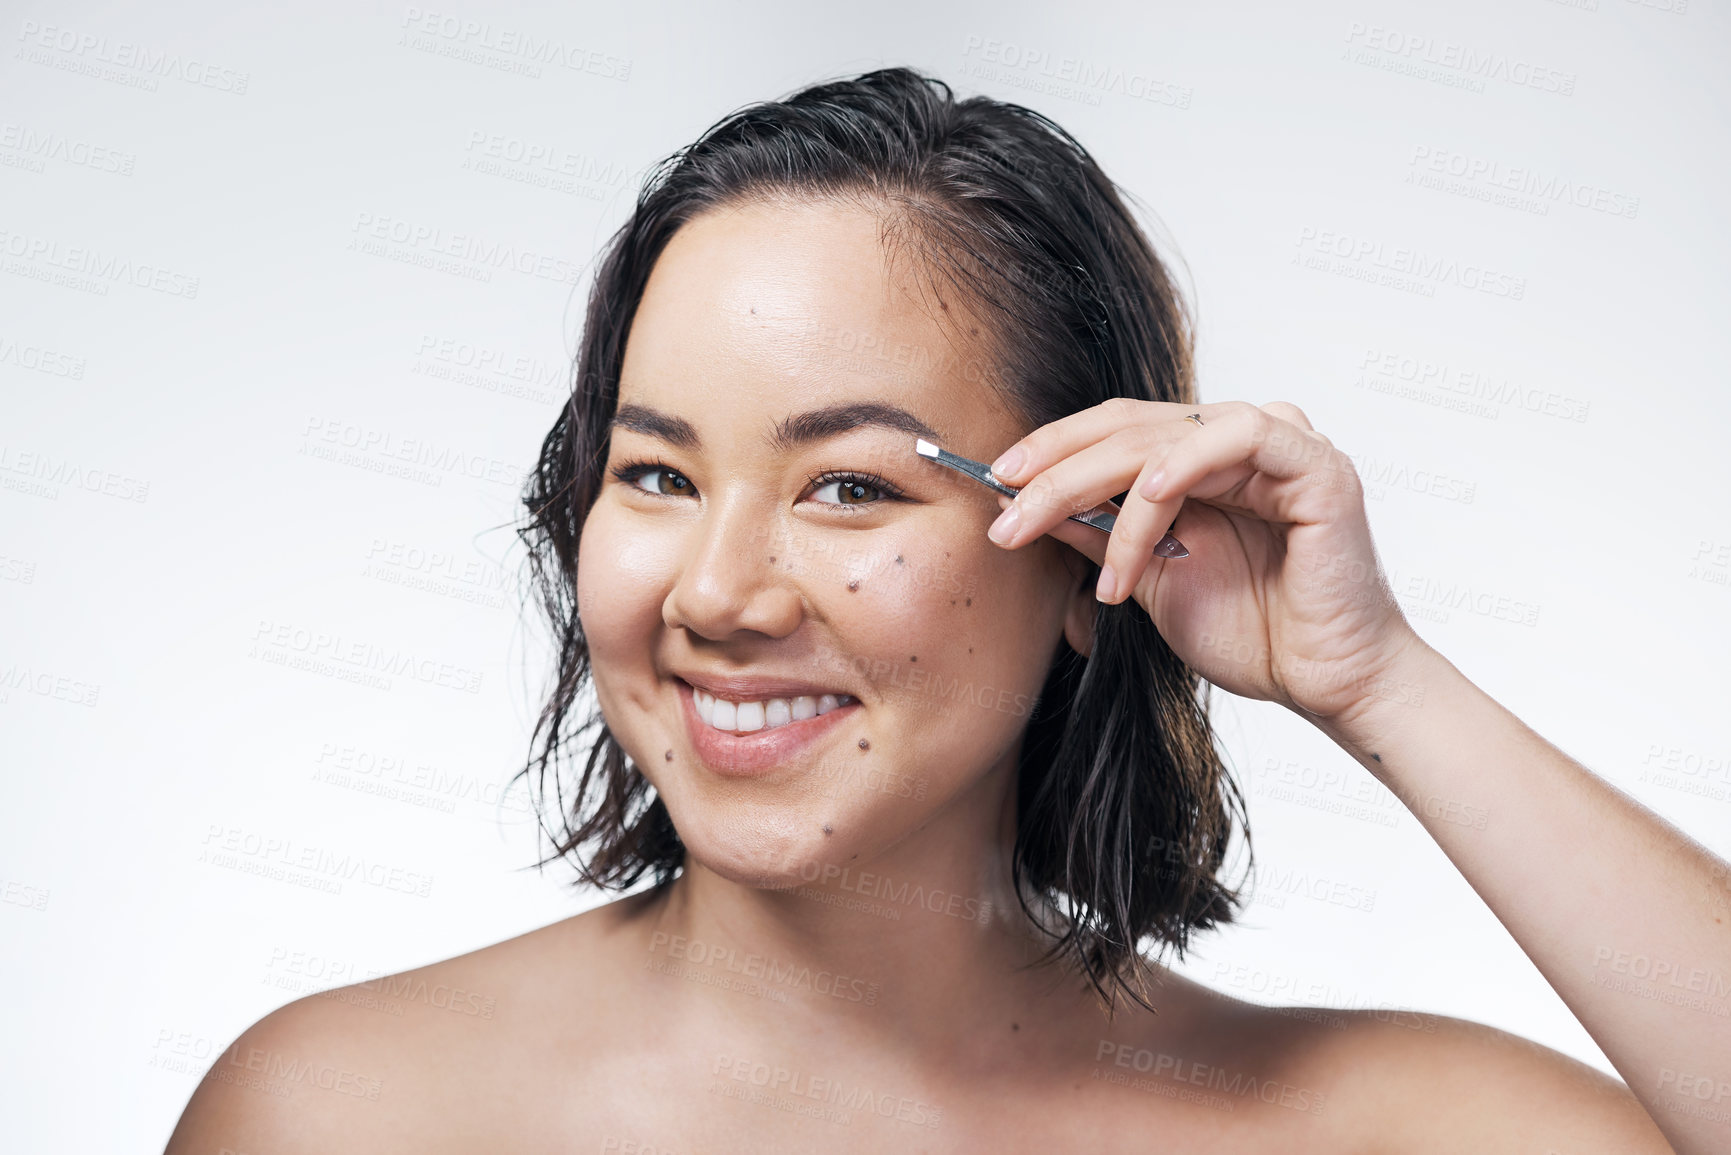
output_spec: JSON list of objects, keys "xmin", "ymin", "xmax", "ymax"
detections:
[{"xmin": 635, "ymin": 755, "xmax": 1114, "ymax": 1054}]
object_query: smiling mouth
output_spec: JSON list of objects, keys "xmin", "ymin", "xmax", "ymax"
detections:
[{"xmin": 689, "ymin": 686, "xmax": 860, "ymax": 734}]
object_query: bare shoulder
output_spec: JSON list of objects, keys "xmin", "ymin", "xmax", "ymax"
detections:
[
  {"xmin": 163, "ymin": 894, "xmax": 654, "ymax": 1155},
  {"xmin": 1314, "ymin": 1005, "xmax": 1674, "ymax": 1153},
  {"xmin": 1155, "ymin": 969, "xmax": 1673, "ymax": 1154}
]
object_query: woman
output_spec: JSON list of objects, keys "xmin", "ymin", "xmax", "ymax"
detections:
[{"xmin": 167, "ymin": 67, "xmax": 1725, "ymax": 1153}]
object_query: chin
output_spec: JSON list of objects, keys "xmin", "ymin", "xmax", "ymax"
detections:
[{"xmin": 659, "ymin": 784, "xmax": 898, "ymax": 892}]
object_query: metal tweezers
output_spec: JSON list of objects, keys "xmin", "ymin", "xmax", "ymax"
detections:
[{"xmin": 914, "ymin": 439, "xmax": 1188, "ymax": 559}]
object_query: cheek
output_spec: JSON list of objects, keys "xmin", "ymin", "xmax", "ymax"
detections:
[
  {"xmin": 808, "ymin": 522, "xmax": 1064, "ymax": 740},
  {"xmin": 576, "ymin": 504, "xmax": 675, "ymax": 690}
]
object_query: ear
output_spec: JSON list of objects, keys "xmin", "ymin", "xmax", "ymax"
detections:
[{"xmin": 1058, "ymin": 548, "xmax": 1097, "ymax": 660}]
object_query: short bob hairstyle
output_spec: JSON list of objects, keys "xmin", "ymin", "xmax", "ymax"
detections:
[{"xmin": 517, "ymin": 66, "xmax": 1251, "ymax": 1008}]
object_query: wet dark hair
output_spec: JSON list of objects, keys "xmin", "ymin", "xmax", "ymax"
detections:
[{"xmin": 516, "ymin": 66, "xmax": 1250, "ymax": 1008}]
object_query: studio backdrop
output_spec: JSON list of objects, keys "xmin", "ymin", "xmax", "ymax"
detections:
[{"xmin": 1, "ymin": 1, "xmax": 1727, "ymax": 1150}]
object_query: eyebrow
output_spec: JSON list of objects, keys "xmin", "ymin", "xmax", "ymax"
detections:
[{"xmin": 609, "ymin": 401, "xmax": 943, "ymax": 453}]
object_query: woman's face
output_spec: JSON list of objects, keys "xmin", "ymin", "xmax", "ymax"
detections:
[{"xmin": 576, "ymin": 197, "xmax": 1093, "ymax": 888}]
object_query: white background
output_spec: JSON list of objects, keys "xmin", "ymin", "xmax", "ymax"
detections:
[{"xmin": 2, "ymin": 0, "xmax": 1728, "ymax": 1149}]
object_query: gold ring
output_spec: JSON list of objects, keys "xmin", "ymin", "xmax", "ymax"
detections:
[{"xmin": 1185, "ymin": 412, "xmax": 1205, "ymax": 427}]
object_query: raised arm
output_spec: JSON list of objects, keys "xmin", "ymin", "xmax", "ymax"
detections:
[
  {"xmin": 982, "ymin": 396, "xmax": 1727, "ymax": 1153},
  {"xmin": 1311, "ymin": 633, "xmax": 1730, "ymax": 1155}
]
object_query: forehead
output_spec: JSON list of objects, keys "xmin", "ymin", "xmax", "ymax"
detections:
[{"xmin": 618, "ymin": 198, "xmax": 1004, "ymax": 437}]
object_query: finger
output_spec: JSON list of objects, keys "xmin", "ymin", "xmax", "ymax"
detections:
[
  {"xmin": 1259, "ymin": 400, "xmax": 1313, "ymax": 431},
  {"xmin": 989, "ymin": 425, "xmax": 1168, "ymax": 550},
  {"xmin": 995, "ymin": 493, "xmax": 1104, "ymax": 567},
  {"xmin": 987, "ymin": 398, "xmax": 1221, "ymax": 486},
  {"xmin": 1258, "ymin": 400, "xmax": 1334, "ymax": 450},
  {"xmin": 1098, "ymin": 455, "xmax": 1194, "ymax": 604},
  {"xmin": 1140, "ymin": 400, "xmax": 1333, "ymax": 509}
]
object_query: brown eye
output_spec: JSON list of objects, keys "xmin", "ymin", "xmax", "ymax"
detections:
[
  {"xmin": 658, "ymin": 471, "xmax": 694, "ymax": 496},
  {"xmin": 629, "ymin": 468, "xmax": 694, "ymax": 496},
  {"xmin": 811, "ymin": 477, "xmax": 883, "ymax": 506}
]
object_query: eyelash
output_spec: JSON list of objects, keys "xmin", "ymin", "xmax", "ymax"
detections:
[{"xmin": 608, "ymin": 457, "xmax": 907, "ymax": 510}]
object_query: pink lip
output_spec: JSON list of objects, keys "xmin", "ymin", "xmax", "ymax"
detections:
[{"xmin": 676, "ymin": 678, "xmax": 858, "ymax": 778}]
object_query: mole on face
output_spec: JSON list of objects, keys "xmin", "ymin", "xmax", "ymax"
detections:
[
  {"xmin": 822, "ymin": 824, "xmax": 834, "ymax": 836},
  {"xmin": 858, "ymin": 738, "xmax": 870, "ymax": 751},
  {"xmin": 895, "ymin": 555, "xmax": 904, "ymax": 565},
  {"xmin": 664, "ymin": 750, "xmax": 674, "ymax": 761},
  {"xmin": 847, "ymin": 580, "xmax": 859, "ymax": 592},
  {"xmin": 909, "ymin": 655, "xmax": 917, "ymax": 663}
]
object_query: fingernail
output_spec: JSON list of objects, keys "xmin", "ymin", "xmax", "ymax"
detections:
[
  {"xmin": 1096, "ymin": 564, "xmax": 1117, "ymax": 603},
  {"xmin": 987, "ymin": 503, "xmax": 1020, "ymax": 545},
  {"xmin": 990, "ymin": 447, "xmax": 1025, "ymax": 480},
  {"xmin": 1139, "ymin": 469, "xmax": 1166, "ymax": 500}
]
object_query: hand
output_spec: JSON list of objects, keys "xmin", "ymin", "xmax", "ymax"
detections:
[{"xmin": 985, "ymin": 398, "xmax": 1426, "ymax": 721}]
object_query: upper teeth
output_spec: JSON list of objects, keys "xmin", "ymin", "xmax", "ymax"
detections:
[{"xmin": 693, "ymin": 688, "xmax": 856, "ymax": 733}]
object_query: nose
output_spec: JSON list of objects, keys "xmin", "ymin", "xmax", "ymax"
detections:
[{"xmin": 662, "ymin": 487, "xmax": 804, "ymax": 641}]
